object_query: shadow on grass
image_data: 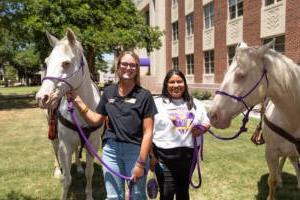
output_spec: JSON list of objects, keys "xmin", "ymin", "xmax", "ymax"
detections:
[
  {"xmin": 67, "ymin": 162, "xmax": 106, "ymax": 200},
  {"xmin": 3, "ymin": 191, "xmax": 37, "ymax": 200},
  {"xmin": 3, "ymin": 163, "xmax": 106, "ymax": 200},
  {"xmin": 256, "ymin": 172, "xmax": 300, "ymax": 200},
  {"xmin": 0, "ymin": 95, "xmax": 37, "ymax": 110}
]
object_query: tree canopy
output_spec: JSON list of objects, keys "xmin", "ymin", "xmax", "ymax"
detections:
[{"xmin": 0, "ymin": 0, "xmax": 162, "ymax": 82}]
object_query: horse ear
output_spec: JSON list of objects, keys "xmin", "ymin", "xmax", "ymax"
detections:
[
  {"xmin": 66, "ymin": 28, "xmax": 77, "ymax": 46},
  {"xmin": 238, "ymin": 41, "xmax": 248, "ymax": 48},
  {"xmin": 257, "ymin": 39, "xmax": 275, "ymax": 56},
  {"xmin": 46, "ymin": 31, "xmax": 59, "ymax": 47}
]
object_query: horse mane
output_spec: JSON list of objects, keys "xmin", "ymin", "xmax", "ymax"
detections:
[{"xmin": 265, "ymin": 49, "xmax": 300, "ymax": 107}]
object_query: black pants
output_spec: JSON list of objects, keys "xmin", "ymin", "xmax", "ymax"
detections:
[{"xmin": 155, "ymin": 159, "xmax": 192, "ymax": 200}]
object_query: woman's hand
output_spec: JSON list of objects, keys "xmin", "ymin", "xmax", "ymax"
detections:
[
  {"xmin": 66, "ymin": 90, "xmax": 82, "ymax": 106},
  {"xmin": 191, "ymin": 124, "xmax": 210, "ymax": 137},
  {"xmin": 131, "ymin": 164, "xmax": 145, "ymax": 182}
]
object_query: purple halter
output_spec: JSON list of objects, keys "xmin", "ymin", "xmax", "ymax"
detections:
[
  {"xmin": 209, "ymin": 67, "xmax": 268, "ymax": 140},
  {"xmin": 42, "ymin": 56, "xmax": 85, "ymax": 90}
]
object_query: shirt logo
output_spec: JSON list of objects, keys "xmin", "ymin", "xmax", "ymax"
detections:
[
  {"xmin": 108, "ymin": 98, "xmax": 116, "ymax": 103},
  {"xmin": 124, "ymin": 98, "xmax": 136, "ymax": 104},
  {"xmin": 168, "ymin": 108, "xmax": 195, "ymax": 134}
]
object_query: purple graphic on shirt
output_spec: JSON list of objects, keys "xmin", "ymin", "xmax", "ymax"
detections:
[{"xmin": 169, "ymin": 110, "xmax": 195, "ymax": 134}]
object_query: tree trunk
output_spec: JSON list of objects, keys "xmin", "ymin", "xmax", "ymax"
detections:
[{"xmin": 86, "ymin": 45, "xmax": 97, "ymax": 82}]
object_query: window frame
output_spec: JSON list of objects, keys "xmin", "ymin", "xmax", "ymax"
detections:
[
  {"xmin": 204, "ymin": 50, "xmax": 215, "ymax": 74},
  {"xmin": 186, "ymin": 54, "xmax": 194, "ymax": 75},
  {"xmin": 186, "ymin": 13, "xmax": 194, "ymax": 36},
  {"xmin": 172, "ymin": 57, "xmax": 179, "ymax": 69},
  {"xmin": 204, "ymin": 2, "xmax": 214, "ymax": 29},
  {"xmin": 228, "ymin": 45, "xmax": 237, "ymax": 66},
  {"xmin": 228, "ymin": 0, "xmax": 243, "ymax": 20},
  {"xmin": 172, "ymin": 21, "xmax": 179, "ymax": 41},
  {"xmin": 262, "ymin": 35, "xmax": 285, "ymax": 53},
  {"xmin": 265, "ymin": 0, "xmax": 282, "ymax": 6}
]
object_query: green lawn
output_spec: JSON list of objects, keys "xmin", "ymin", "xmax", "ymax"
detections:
[
  {"xmin": 0, "ymin": 86, "xmax": 39, "ymax": 96},
  {"xmin": 0, "ymin": 87, "xmax": 299, "ymax": 200}
]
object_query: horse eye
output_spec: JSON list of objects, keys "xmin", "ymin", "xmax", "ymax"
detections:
[
  {"xmin": 62, "ymin": 61, "xmax": 71, "ymax": 68},
  {"xmin": 235, "ymin": 71, "xmax": 246, "ymax": 81}
]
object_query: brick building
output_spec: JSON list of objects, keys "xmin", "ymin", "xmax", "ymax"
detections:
[{"xmin": 133, "ymin": 0, "xmax": 300, "ymax": 93}]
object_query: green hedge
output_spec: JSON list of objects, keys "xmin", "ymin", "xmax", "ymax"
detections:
[{"xmin": 192, "ymin": 90, "xmax": 212, "ymax": 100}]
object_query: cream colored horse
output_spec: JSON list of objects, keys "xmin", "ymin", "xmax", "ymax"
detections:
[
  {"xmin": 36, "ymin": 29, "xmax": 102, "ymax": 200},
  {"xmin": 208, "ymin": 42, "xmax": 300, "ymax": 200}
]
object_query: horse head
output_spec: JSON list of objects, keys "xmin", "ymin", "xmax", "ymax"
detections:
[
  {"xmin": 208, "ymin": 41, "xmax": 274, "ymax": 129},
  {"xmin": 36, "ymin": 29, "xmax": 86, "ymax": 109}
]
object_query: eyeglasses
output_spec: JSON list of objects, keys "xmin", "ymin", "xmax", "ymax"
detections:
[{"xmin": 120, "ymin": 62, "xmax": 137, "ymax": 69}]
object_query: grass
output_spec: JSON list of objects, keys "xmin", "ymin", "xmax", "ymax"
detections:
[
  {"xmin": 0, "ymin": 86, "xmax": 39, "ymax": 96},
  {"xmin": 0, "ymin": 86, "xmax": 299, "ymax": 200}
]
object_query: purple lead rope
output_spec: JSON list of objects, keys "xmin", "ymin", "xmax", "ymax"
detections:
[
  {"xmin": 67, "ymin": 101, "xmax": 134, "ymax": 199},
  {"xmin": 189, "ymin": 135, "xmax": 203, "ymax": 189}
]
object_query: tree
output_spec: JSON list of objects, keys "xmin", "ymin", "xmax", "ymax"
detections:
[{"xmin": 1, "ymin": 0, "xmax": 163, "ymax": 81}]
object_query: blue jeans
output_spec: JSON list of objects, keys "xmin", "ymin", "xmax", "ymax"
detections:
[{"xmin": 102, "ymin": 139, "xmax": 149, "ymax": 200}]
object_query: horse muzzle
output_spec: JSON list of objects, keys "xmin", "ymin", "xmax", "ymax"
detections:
[
  {"xmin": 36, "ymin": 91, "xmax": 59, "ymax": 109},
  {"xmin": 208, "ymin": 107, "xmax": 232, "ymax": 129}
]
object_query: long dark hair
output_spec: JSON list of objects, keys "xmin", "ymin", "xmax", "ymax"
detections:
[{"xmin": 161, "ymin": 68, "xmax": 194, "ymax": 110}]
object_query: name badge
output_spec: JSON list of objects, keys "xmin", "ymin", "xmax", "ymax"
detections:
[
  {"xmin": 108, "ymin": 98, "xmax": 116, "ymax": 103},
  {"xmin": 124, "ymin": 98, "xmax": 136, "ymax": 104}
]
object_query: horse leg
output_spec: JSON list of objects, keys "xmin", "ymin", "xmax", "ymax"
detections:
[
  {"xmin": 52, "ymin": 139, "xmax": 62, "ymax": 178},
  {"xmin": 75, "ymin": 147, "xmax": 84, "ymax": 175},
  {"xmin": 265, "ymin": 147, "xmax": 280, "ymax": 200},
  {"xmin": 277, "ymin": 156, "xmax": 287, "ymax": 188},
  {"xmin": 58, "ymin": 142, "xmax": 73, "ymax": 200},
  {"xmin": 85, "ymin": 152, "xmax": 95, "ymax": 200},
  {"xmin": 288, "ymin": 156, "xmax": 300, "ymax": 189}
]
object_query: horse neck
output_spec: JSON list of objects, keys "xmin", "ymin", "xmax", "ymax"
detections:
[
  {"xmin": 266, "ymin": 53, "xmax": 300, "ymax": 127},
  {"xmin": 75, "ymin": 65, "xmax": 100, "ymax": 111}
]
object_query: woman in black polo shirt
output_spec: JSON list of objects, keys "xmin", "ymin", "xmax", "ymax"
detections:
[{"xmin": 68, "ymin": 51, "xmax": 157, "ymax": 199}]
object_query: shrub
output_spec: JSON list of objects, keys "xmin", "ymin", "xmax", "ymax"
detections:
[{"xmin": 192, "ymin": 90, "xmax": 212, "ymax": 100}]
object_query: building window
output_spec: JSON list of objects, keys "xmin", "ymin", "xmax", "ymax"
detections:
[
  {"xmin": 172, "ymin": 57, "xmax": 179, "ymax": 69},
  {"xmin": 186, "ymin": 13, "xmax": 194, "ymax": 36},
  {"xmin": 172, "ymin": 21, "xmax": 179, "ymax": 41},
  {"xmin": 186, "ymin": 54, "xmax": 194, "ymax": 74},
  {"xmin": 204, "ymin": 50, "xmax": 214, "ymax": 74},
  {"xmin": 263, "ymin": 35, "xmax": 285, "ymax": 53},
  {"xmin": 229, "ymin": 0, "xmax": 243, "ymax": 20},
  {"xmin": 265, "ymin": 0, "xmax": 282, "ymax": 6},
  {"xmin": 144, "ymin": 10, "xmax": 150, "ymax": 25},
  {"xmin": 228, "ymin": 45, "xmax": 237, "ymax": 65},
  {"xmin": 204, "ymin": 2, "xmax": 214, "ymax": 29},
  {"xmin": 172, "ymin": 0, "xmax": 178, "ymax": 7}
]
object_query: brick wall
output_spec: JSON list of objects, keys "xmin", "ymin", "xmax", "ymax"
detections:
[
  {"xmin": 165, "ymin": 0, "xmax": 172, "ymax": 72},
  {"xmin": 243, "ymin": 0, "xmax": 261, "ymax": 46},
  {"xmin": 285, "ymin": 0, "xmax": 300, "ymax": 64},
  {"xmin": 194, "ymin": 0, "xmax": 204, "ymax": 82},
  {"xmin": 178, "ymin": 0, "xmax": 186, "ymax": 72},
  {"xmin": 214, "ymin": 0, "xmax": 227, "ymax": 83}
]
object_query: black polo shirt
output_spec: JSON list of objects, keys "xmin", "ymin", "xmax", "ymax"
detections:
[{"xmin": 96, "ymin": 84, "xmax": 157, "ymax": 144}]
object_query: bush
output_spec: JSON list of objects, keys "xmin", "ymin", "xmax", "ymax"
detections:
[{"xmin": 192, "ymin": 90, "xmax": 212, "ymax": 100}]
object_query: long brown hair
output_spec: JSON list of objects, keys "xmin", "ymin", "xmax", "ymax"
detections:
[{"xmin": 116, "ymin": 51, "xmax": 140, "ymax": 86}]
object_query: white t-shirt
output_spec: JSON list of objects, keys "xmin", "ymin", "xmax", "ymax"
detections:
[{"xmin": 153, "ymin": 97, "xmax": 210, "ymax": 149}]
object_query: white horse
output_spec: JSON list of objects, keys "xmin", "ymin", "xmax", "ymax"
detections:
[
  {"xmin": 36, "ymin": 29, "xmax": 102, "ymax": 200},
  {"xmin": 208, "ymin": 41, "xmax": 300, "ymax": 200},
  {"xmin": 43, "ymin": 109, "xmax": 83, "ymax": 179}
]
